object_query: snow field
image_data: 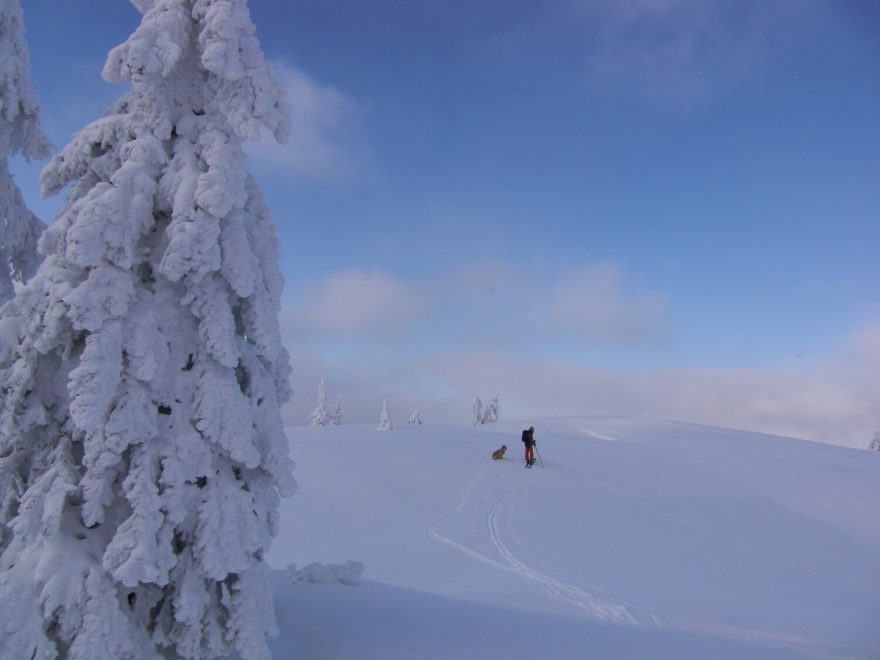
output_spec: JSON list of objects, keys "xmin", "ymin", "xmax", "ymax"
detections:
[{"xmin": 267, "ymin": 417, "xmax": 880, "ymax": 658}]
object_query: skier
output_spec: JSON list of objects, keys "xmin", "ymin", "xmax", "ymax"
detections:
[{"xmin": 522, "ymin": 426, "xmax": 536, "ymax": 467}]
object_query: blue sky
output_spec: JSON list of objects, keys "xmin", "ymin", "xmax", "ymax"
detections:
[{"xmin": 11, "ymin": 0, "xmax": 880, "ymax": 445}]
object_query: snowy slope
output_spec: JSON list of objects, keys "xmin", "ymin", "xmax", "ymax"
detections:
[{"xmin": 265, "ymin": 417, "xmax": 880, "ymax": 659}]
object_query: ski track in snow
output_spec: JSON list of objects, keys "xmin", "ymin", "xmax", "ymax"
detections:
[
  {"xmin": 424, "ymin": 463, "xmax": 512, "ymax": 573},
  {"xmin": 425, "ymin": 463, "xmax": 637, "ymax": 625}
]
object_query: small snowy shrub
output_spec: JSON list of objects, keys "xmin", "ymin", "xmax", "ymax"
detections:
[
  {"xmin": 482, "ymin": 393, "xmax": 500, "ymax": 424},
  {"xmin": 377, "ymin": 398, "xmax": 393, "ymax": 431},
  {"xmin": 332, "ymin": 395, "xmax": 344, "ymax": 426},
  {"xmin": 286, "ymin": 560, "xmax": 364, "ymax": 586},
  {"xmin": 309, "ymin": 378, "xmax": 330, "ymax": 427},
  {"xmin": 472, "ymin": 396, "xmax": 483, "ymax": 425}
]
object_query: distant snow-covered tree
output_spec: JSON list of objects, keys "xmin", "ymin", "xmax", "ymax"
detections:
[
  {"xmin": 309, "ymin": 378, "xmax": 330, "ymax": 427},
  {"xmin": 870, "ymin": 432, "xmax": 880, "ymax": 451},
  {"xmin": 408, "ymin": 410, "xmax": 423, "ymax": 425},
  {"xmin": 0, "ymin": 0, "xmax": 51, "ymax": 303},
  {"xmin": 0, "ymin": 2, "xmax": 293, "ymax": 659},
  {"xmin": 377, "ymin": 398, "xmax": 393, "ymax": 431},
  {"xmin": 472, "ymin": 396, "xmax": 483, "ymax": 425},
  {"xmin": 482, "ymin": 393, "xmax": 500, "ymax": 424},
  {"xmin": 332, "ymin": 395, "xmax": 344, "ymax": 426}
]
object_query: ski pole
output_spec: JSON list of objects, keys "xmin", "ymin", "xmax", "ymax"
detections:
[{"xmin": 535, "ymin": 445, "xmax": 544, "ymax": 469}]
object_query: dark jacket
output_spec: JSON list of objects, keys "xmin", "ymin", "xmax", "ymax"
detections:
[{"xmin": 521, "ymin": 429, "xmax": 535, "ymax": 447}]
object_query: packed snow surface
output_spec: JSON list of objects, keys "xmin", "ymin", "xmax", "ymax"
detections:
[{"xmin": 266, "ymin": 416, "xmax": 880, "ymax": 659}]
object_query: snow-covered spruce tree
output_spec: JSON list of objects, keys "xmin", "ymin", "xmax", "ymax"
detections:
[
  {"xmin": 377, "ymin": 398, "xmax": 393, "ymax": 431},
  {"xmin": 408, "ymin": 410, "xmax": 422, "ymax": 426},
  {"xmin": 482, "ymin": 393, "xmax": 499, "ymax": 424},
  {"xmin": 0, "ymin": 0, "xmax": 51, "ymax": 303},
  {"xmin": 0, "ymin": 2, "xmax": 295, "ymax": 659},
  {"xmin": 309, "ymin": 378, "xmax": 329, "ymax": 427},
  {"xmin": 331, "ymin": 394, "xmax": 343, "ymax": 426},
  {"xmin": 471, "ymin": 396, "xmax": 483, "ymax": 425},
  {"xmin": 870, "ymin": 431, "xmax": 880, "ymax": 451}
]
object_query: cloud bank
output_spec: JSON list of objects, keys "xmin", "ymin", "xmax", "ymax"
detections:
[
  {"xmin": 285, "ymin": 341, "xmax": 878, "ymax": 450},
  {"xmin": 283, "ymin": 268, "xmax": 426, "ymax": 342},
  {"xmin": 565, "ymin": 0, "xmax": 818, "ymax": 105},
  {"xmin": 282, "ymin": 260, "xmax": 668, "ymax": 353},
  {"xmin": 279, "ymin": 262, "xmax": 878, "ymax": 449}
]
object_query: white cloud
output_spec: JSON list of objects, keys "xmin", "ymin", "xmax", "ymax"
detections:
[
  {"xmin": 246, "ymin": 60, "xmax": 366, "ymax": 183},
  {"xmin": 414, "ymin": 259, "xmax": 669, "ymax": 350},
  {"xmin": 282, "ymin": 259, "xmax": 667, "ymax": 350},
  {"xmin": 569, "ymin": 0, "xmax": 810, "ymax": 105},
  {"xmin": 282, "ymin": 268, "xmax": 424, "ymax": 342},
  {"xmin": 545, "ymin": 263, "xmax": 667, "ymax": 346}
]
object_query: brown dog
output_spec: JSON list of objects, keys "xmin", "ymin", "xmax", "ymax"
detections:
[{"xmin": 491, "ymin": 445, "xmax": 507, "ymax": 460}]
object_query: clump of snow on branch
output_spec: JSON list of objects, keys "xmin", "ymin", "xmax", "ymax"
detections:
[
  {"xmin": 409, "ymin": 410, "xmax": 423, "ymax": 425},
  {"xmin": 286, "ymin": 560, "xmax": 364, "ymax": 586},
  {"xmin": 0, "ymin": 1, "xmax": 294, "ymax": 659},
  {"xmin": 0, "ymin": 0, "xmax": 51, "ymax": 303}
]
